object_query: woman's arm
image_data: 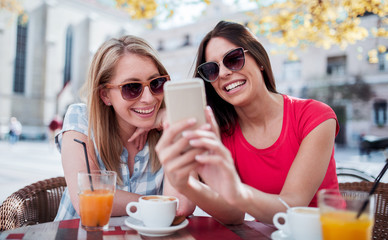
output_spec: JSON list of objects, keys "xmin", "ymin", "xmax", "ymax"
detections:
[
  {"xmin": 190, "ymin": 118, "xmax": 337, "ymax": 223},
  {"xmin": 155, "ymin": 117, "xmax": 245, "ymax": 224},
  {"xmin": 61, "ymin": 130, "xmax": 99, "ymax": 216},
  {"xmin": 61, "ymin": 130, "xmax": 143, "ymax": 217},
  {"xmin": 162, "ymin": 174, "xmax": 196, "ymax": 217},
  {"xmin": 126, "ymin": 107, "xmax": 196, "ymax": 216},
  {"xmin": 278, "ymin": 119, "xmax": 337, "ymax": 209}
]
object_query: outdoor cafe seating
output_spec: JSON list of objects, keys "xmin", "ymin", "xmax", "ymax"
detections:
[
  {"xmin": 0, "ymin": 176, "xmax": 66, "ymax": 231},
  {"xmin": 0, "ymin": 177, "xmax": 387, "ymax": 239}
]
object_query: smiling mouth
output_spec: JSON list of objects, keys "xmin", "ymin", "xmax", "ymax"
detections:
[
  {"xmin": 225, "ymin": 80, "xmax": 246, "ymax": 92},
  {"xmin": 133, "ymin": 107, "xmax": 155, "ymax": 114}
]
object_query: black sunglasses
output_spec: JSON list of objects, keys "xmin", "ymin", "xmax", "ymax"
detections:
[
  {"xmin": 105, "ymin": 75, "xmax": 170, "ymax": 100},
  {"xmin": 197, "ymin": 47, "xmax": 248, "ymax": 82}
]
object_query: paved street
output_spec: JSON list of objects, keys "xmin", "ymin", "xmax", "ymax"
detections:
[
  {"xmin": 0, "ymin": 140, "xmax": 387, "ymax": 205},
  {"xmin": 0, "ymin": 140, "xmax": 63, "ymax": 204}
]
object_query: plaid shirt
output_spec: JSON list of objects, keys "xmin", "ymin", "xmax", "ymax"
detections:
[{"xmin": 54, "ymin": 103, "xmax": 164, "ymax": 221}]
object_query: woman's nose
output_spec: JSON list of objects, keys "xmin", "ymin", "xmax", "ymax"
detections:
[
  {"xmin": 218, "ymin": 63, "xmax": 232, "ymax": 79},
  {"xmin": 139, "ymin": 86, "xmax": 154, "ymax": 102}
]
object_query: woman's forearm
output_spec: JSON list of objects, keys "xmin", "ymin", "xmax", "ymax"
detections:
[
  {"xmin": 183, "ymin": 177, "xmax": 245, "ymax": 225},
  {"xmin": 163, "ymin": 174, "xmax": 196, "ymax": 217},
  {"xmin": 111, "ymin": 190, "xmax": 141, "ymax": 216}
]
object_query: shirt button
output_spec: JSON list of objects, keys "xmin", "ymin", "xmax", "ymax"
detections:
[{"xmin": 135, "ymin": 168, "xmax": 138, "ymax": 172}]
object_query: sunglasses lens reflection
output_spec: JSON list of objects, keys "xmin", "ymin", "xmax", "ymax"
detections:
[
  {"xmin": 198, "ymin": 48, "xmax": 245, "ymax": 82},
  {"xmin": 224, "ymin": 48, "xmax": 245, "ymax": 70},
  {"xmin": 150, "ymin": 77, "xmax": 168, "ymax": 94},
  {"xmin": 199, "ymin": 62, "xmax": 219, "ymax": 82},
  {"xmin": 122, "ymin": 83, "xmax": 143, "ymax": 100}
]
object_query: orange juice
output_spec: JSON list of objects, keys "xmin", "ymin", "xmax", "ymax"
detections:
[
  {"xmin": 320, "ymin": 211, "xmax": 373, "ymax": 240},
  {"xmin": 79, "ymin": 189, "xmax": 114, "ymax": 228}
]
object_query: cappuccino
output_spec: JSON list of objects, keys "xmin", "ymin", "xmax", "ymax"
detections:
[
  {"xmin": 143, "ymin": 196, "xmax": 176, "ymax": 202},
  {"xmin": 126, "ymin": 195, "xmax": 178, "ymax": 228},
  {"xmin": 273, "ymin": 207, "xmax": 322, "ymax": 240}
]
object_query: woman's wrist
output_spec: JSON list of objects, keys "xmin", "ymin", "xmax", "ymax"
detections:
[{"xmin": 229, "ymin": 183, "xmax": 252, "ymax": 210}]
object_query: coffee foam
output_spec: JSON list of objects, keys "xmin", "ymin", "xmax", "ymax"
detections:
[
  {"xmin": 143, "ymin": 196, "xmax": 176, "ymax": 202},
  {"xmin": 293, "ymin": 208, "xmax": 319, "ymax": 215}
]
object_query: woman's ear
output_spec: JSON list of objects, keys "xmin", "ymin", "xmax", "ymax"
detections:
[{"xmin": 100, "ymin": 88, "xmax": 112, "ymax": 106}]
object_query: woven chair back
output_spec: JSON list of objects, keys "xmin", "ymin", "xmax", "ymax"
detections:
[
  {"xmin": 339, "ymin": 181, "xmax": 388, "ymax": 240},
  {"xmin": 0, "ymin": 177, "xmax": 67, "ymax": 231}
]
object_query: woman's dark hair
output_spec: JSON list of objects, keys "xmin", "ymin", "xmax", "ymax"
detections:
[{"xmin": 194, "ymin": 21, "xmax": 277, "ymax": 135}]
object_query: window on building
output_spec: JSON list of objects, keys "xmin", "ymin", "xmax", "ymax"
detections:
[
  {"xmin": 373, "ymin": 100, "xmax": 387, "ymax": 126},
  {"xmin": 378, "ymin": 50, "xmax": 388, "ymax": 72},
  {"xmin": 282, "ymin": 60, "xmax": 301, "ymax": 82},
  {"xmin": 327, "ymin": 56, "xmax": 346, "ymax": 76},
  {"xmin": 63, "ymin": 26, "xmax": 73, "ymax": 86},
  {"xmin": 13, "ymin": 15, "xmax": 28, "ymax": 94}
]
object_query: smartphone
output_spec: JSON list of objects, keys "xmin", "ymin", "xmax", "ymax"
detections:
[{"xmin": 164, "ymin": 78, "xmax": 207, "ymax": 129}]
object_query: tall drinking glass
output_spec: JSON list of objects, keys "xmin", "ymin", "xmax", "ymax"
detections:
[
  {"xmin": 318, "ymin": 189, "xmax": 375, "ymax": 240},
  {"xmin": 78, "ymin": 170, "xmax": 116, "ymax": 231}
]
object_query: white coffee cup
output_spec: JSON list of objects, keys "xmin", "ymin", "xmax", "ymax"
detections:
[
  {"xmin": 273, "ymin": 207, "xmax": 322, "ymax": 240},
  {"xmin": 126, "ymin": 195, "xmax": 178, "ymax": 228}
]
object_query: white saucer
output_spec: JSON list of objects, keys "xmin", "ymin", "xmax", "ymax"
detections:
[
  {"xmin": 124, "ymin": 217, "xmax": 189, "ymax": 237},
  {"xmin": 271, "ymin": 230, "xmax": 294, "ymax": 240}
]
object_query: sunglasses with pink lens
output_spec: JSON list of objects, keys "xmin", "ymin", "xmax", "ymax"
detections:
[{"xmin": 105, "ymin": 75, "xmax": 170, "ymax": 100}]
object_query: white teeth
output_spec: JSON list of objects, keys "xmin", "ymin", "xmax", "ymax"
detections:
[
  {"xmin": 225, "ymin": 81, "xmax": 245, "ymax": 91},
  {"xmin": 134, "ymin": 107, "xmax": 154, "ymax": 114}
]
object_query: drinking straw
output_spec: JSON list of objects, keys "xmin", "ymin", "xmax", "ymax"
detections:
[
  {"xmin": 356, "ymin": 155, "xmax": 388, "ymax": 219},
  {"xmin": 74, "ymin": 138, "xmax": 94, "ymax": 191},
  {"xmin": 278, "ymin": 197, "xmax": 291, "ymax": 210}
]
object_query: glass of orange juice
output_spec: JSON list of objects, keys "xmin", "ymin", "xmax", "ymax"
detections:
[
  {"xmin": 318, "ymin": 189, "xmax": 375, "ymax": 240},
  {"xmin": 78, "ymin": 170, "xmax": 117, "ymax": 231}
]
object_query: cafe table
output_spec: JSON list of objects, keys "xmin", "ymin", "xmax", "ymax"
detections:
[{"xmin": 0, "ymin": 216, "xmax": 277, "ymax": 240}]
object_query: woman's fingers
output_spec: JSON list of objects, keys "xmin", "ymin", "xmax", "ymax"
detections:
[
  {"xmin": 156, "ymin": 118, "xmax": 197, "ymax": 151},
  {"xmin": 164, "ymin": 147, "xmax": 203, "ymax": 172},
  {"xmin": 162, "ymin": 148, "xmax": 203, "ymax": 191},
  {"xmin": 156, "ymin": 119, "xmax": 205, "ymax": 168},
  {"xmin": 154, "ymin": 108, "xmax": 166, "ymax": 131},
  {"xmin": 183, "ymin": 128, "xmax": 218, "ymax": 142},
  {"xmin": 205, "ymin": 106, "xmax": 220, "ymax": 138},
  {"xmin": 156, "ymin": 134, "xmax": 191, "ymax": 164},
  {"xmin": 183, "ymin": 130, "xmax": 225, "ymax": 155},
  {"xmin": 128, "ymin": 128, "xmax": 149, "ymax": 142},
  {"xmin": 189, "ymin": 137, "xmax": 220, "ymax": 153},
  {"xmin": 164, "ymin": 156, "xmax": 197, "ymax": 181},
  {"xmin": 195, "ymin": 151, "xmax": 223, "ymax": 164},
  {"xmin": 138, "ymin": 132, "xmax": 147, "ymax": 150},
  {"xmin": 127, "ymin": 128, "xmax": 149, "ymax": 150}
]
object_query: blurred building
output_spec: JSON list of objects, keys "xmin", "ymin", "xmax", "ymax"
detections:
[
  {"xmin": 0, "ymin": 0, "xmax": 144, "ymax": 139},
  {"xmin": 1, "ymin": 0, "xmax": 387, "ymax": 147},
  {"xmin": 142, "ymin": 5, "xmax": 388, "ymax": 148}
]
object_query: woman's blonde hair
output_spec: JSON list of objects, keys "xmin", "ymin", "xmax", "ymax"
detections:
[{"xmin": 82, "ymin": 35, "xmax": 167, "ymax": 184}]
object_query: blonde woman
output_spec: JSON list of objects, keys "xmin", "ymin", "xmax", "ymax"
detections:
[{"xmin": 55, "ymin": 35, "xmax": 194, "ymax": 220}]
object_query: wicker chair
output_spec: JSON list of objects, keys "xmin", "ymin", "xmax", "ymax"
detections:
[
  {"xmin": 339, "ymin": 181, "xmax": 388, "ymax": 240},
  {"xmin": 0, "ymin": 176, "xmax": 67, "ymax": 231}
]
